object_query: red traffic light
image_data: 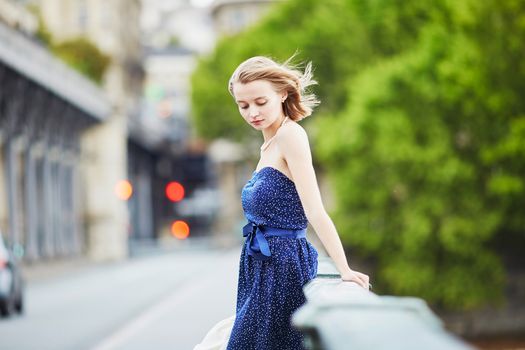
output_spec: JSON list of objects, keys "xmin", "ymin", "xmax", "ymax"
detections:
[{"xmin": 165, "ymin": 181, "xmax": 185, "ymax": 202}]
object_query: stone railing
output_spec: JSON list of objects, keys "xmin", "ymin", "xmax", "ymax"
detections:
[{"xmin": 292, "ymin": 256, "xmax": 477, "ymax": 350}]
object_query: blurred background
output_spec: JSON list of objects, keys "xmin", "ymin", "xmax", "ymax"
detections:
[{"xmin": 0, "ymin": 0, "xmax": 524, "ymax": 349}]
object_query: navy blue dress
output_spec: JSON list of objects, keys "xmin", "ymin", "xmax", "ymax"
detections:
[{"xmin": 226, "ymin": 166, "xmax": 319, "ymax": 350}]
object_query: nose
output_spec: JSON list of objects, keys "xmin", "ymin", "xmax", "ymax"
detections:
[{"xmin": 248, "ymin": 105, "xmax": 260, "ymax": 119}]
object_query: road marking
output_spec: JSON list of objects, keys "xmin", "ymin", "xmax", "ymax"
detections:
[{"xmin": 89, "ymin": 250, "xmax": 239, "ymax": 350}]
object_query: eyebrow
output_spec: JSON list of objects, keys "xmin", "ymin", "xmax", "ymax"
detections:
[{"xmin": 236, "ymin": 96, "xmax": 268, "ymax": 103}]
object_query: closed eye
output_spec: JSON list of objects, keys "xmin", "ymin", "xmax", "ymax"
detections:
[{"xmin": 239, "ymin": 101, "xmax": 267, "ymax": 109}]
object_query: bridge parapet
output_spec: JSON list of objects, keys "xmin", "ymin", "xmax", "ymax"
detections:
[
  {"xmin": 0, "ymin": 20, "xmax": 109, "ymax": 120},
  {"xmin": 293, "ymin": 256, "xmax": 476, "ymax": 350}
]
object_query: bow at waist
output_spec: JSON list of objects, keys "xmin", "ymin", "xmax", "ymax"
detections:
[{"xmin": 242, "ymin": 221, "xmax": 307, "ymax": 261}]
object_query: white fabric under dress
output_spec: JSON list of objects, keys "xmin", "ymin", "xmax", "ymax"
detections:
[{"xmin": 193, "ymin": 314, "xmax": 235, "ymax": 350}]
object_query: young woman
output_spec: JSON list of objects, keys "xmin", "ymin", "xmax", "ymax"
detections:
[{"xmin": 195, "ymin": 56, "xmax": 371, "ymax": 350}]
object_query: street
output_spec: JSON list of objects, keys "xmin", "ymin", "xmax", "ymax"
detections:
[{"xmin": 0, "ymin": 247, "xmax": 240, "ymax": 350}]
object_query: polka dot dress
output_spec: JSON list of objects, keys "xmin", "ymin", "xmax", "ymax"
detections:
[{"xmin": 226, "ymin": 166, "xmax": 319, "ymax": 350}]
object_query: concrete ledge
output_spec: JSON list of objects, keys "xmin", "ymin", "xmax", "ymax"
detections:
[{"xmin": 292, "ymin": 256, "xmax": 476, "ymax": 350}]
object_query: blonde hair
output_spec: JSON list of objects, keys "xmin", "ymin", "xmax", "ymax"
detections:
[{"xmin": 228, "ymin": 55, "xmax": 320, "ymax": 121}]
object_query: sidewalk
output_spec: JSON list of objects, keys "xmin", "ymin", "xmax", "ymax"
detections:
[
  {"xmin": 20, "ymin": 255, "xmax": 105, "ymax": 285},
  {"xmin": 20, "ymin": 236, "xmax": 240, "ymax": 285}
]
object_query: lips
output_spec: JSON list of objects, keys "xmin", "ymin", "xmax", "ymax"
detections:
[{"xmin": 251, "ymin": 120, "xmax": 263, "ymax": 125}]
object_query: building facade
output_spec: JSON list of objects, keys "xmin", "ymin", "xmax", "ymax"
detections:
[
  {"xmin": 139, "ymin": 1, "xmax": 219, "ymax": 241},
  {"xmin": 35, "ymin": 0, "xmax": 145, "ymax": 261},
  {"xmin": 210, "ymin": 0, "xmax": 278, "ymax": 36},
  {"xmin": 0, "ymin": 17, "xmax": 110, "ymax": 263}
]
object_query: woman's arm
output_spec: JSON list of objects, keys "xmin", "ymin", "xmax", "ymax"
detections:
[{"xmin": 276, "ymin": 123, "xmax": 370, "ymax": 289}]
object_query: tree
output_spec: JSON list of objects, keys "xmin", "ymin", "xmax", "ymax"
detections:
[
  {"xmin": 191, "ymin": 0, "xmax": 438, "ymax": 142},
  {"xmin": 316, "ymin": 1, "xmax": 525, "ymax": 310},
  {"xmin": 191, "ymin": 0, "xmax": 525, "ymax": 310}
]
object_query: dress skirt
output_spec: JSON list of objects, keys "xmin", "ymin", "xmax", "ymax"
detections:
[{"xmin": 225, "ymin": 233, "xmax": 319, "ymax": 350}]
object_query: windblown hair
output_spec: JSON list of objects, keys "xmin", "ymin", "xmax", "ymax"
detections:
[{"xmin": 228, "ymin": 55, "xmax": 320, "ymax": 121}]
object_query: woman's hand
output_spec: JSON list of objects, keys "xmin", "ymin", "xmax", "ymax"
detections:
[{"xmin": 340, "ymin": 268, "xmax": 371, "ymax": 290}]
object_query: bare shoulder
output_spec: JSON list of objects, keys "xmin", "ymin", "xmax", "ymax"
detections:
[{"xmin": 276, "ymin": 119, "xmax": 309, "ymax": 146}]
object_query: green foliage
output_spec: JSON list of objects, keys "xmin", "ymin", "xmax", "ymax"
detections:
[
  {"xmin": 27, "ymin": 4, "xmax": 53, "ymax": 46},
  {"xmin": 192, "ymin": 0, "xmax": 525, "ymax": 310},
  {"xmin": 35, "ymin": 17, "xmax": 52, "ymax": 46},
  {"xmin": 168, "ymin": 35, "xmax": 181, "ymax": 47},
  {"xmin": 52, "ymin": 38, "xmax": 110, "ymax": 84},
  {"xmin": 316, "ymin": 1, "xmax": 524, "ymax": 310},
  {"xmin": 191, "ymin": 0, "xmax": 439, "ymax": 142},
  {"xmin": 28, "ymin": 5, "xmax": 110, "ymax": 85}
]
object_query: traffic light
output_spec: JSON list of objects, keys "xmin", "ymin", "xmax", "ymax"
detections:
[
  {"xmin": 165, "ymin": 181, "xmax": 185, "ymax": 202},
  {"xmin": 171, "ymin": 220, "xmax": 190, "ymax": 239}
]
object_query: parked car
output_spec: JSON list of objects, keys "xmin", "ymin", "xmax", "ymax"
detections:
[{"xmin": 0, "ymin": 232, "xmax": 24, "ymax": 317}]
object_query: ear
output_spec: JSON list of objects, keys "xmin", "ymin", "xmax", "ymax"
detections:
[{"xmin": 281, "ymin": 91, "xmax": 288, "ymax": 102}]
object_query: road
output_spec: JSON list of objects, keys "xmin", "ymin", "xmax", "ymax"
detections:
[{"xmin": 0, "ymin": 247, "xmax": 240, "ymax": 350}]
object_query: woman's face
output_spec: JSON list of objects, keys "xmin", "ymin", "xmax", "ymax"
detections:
[{"xmin": 232, "ymin": 80, "xmax": 286, "ymax": 129}]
